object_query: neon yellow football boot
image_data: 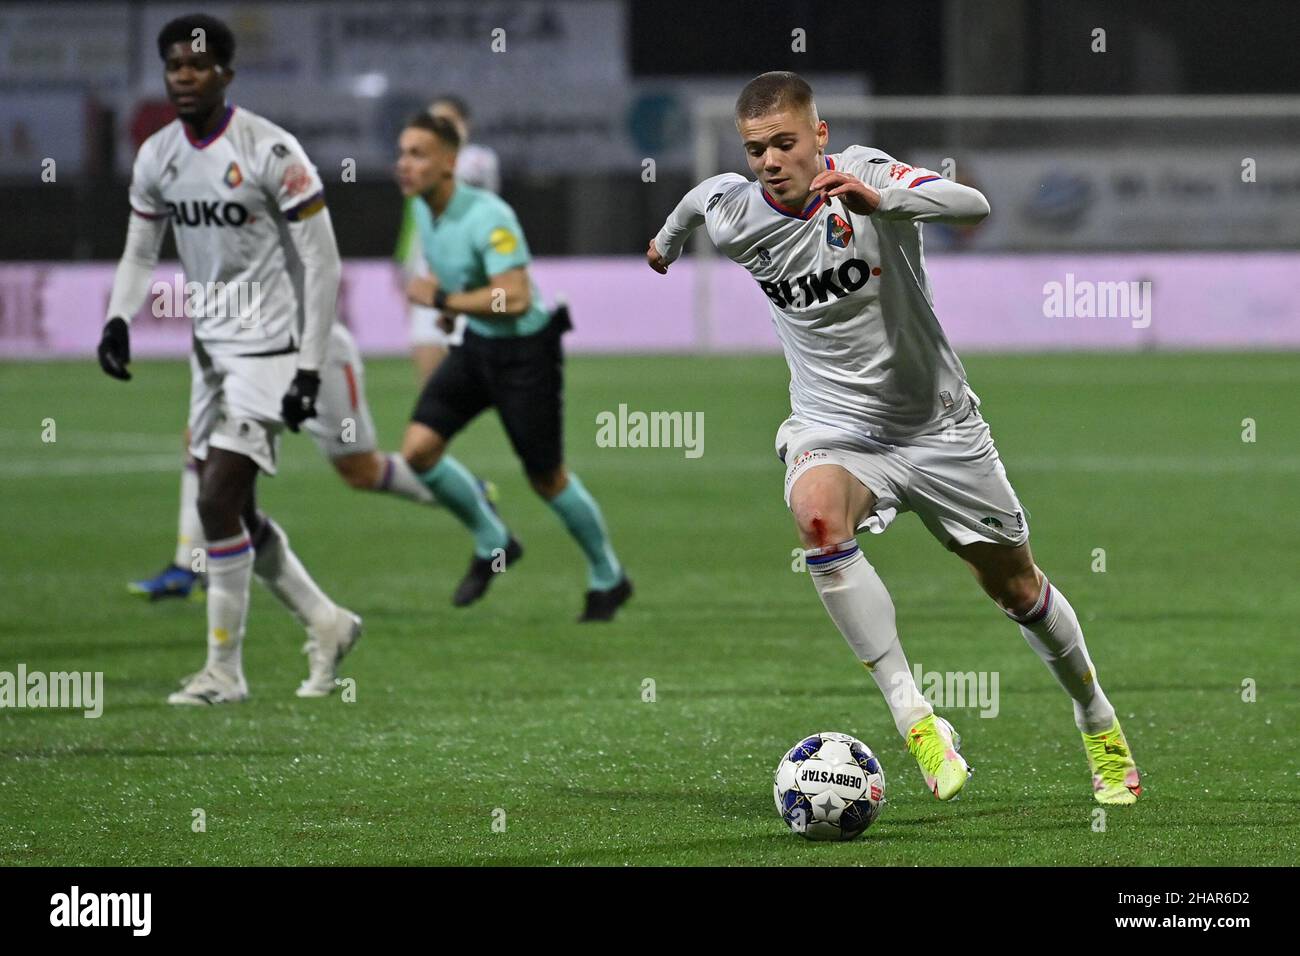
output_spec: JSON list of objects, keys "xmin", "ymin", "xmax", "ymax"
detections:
[
  {"xmin": 907, "ymin": 714, "xmax": 971, "ymax": 800},
  {"xmin": 1083, "ymin": 718, "xmax": 1142, "ymax": 805}
]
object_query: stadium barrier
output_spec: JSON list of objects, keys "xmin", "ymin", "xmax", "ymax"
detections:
[{"xmin": 1, "ymin": 254, "xmax": 1298, "ymax": 359}]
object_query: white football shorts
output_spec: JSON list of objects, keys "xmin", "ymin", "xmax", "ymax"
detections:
[
  {"xmin": 776, "ymin": 405, "xmax": 1030, "ymax": 550},
  {"xmin": 188, "ymin": 345, "xmax": 296, "ymax": 475},
  {"xmin": 189, "ymin": 324, "xmax": 378, "ymax": 474},
  {"xmin": 403, "ymin": 252, "xmax": 464, "ymax": 348},
  {"xmin": 409, "ymin": 304, "xmax": 464, "ymax": 348},
  {"xmin": 303, "ymin": 324, "xmax": 378, "ymax": 460}
]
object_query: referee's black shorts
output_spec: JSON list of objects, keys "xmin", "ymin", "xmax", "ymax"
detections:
[{"xmin": 411, "ymin": 315, "xmax": 564, "ymax": 476}]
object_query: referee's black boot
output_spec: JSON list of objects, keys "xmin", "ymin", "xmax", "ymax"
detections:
[
  {"xmin": 452, "ymin": 536, "xmax": 524, "ymax": 607},
  {"xmin": 578, "ymin": 576, "xmax": 633, "ymax": 623}
]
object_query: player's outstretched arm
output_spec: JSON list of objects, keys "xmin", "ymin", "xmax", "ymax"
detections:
[
  {"xmin": 650, "ymin": 172, "xmax": 746, "ymax": 272},
  {"xmin": 646, "ymin": 238, "xmax": 671, "ymax": 274},
  {"xmin": 872, "ymin": 175, "xmax": 990, "ymax": 225},
  {"xmin": 98, "ymin": 211, "xmax": 169, "ymax": 381},
  {"xmin": 856, "ymin": 159, "xmax": 990, "ymax": 225}
]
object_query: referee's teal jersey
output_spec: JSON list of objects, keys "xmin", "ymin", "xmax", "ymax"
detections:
[{"xmin": 412, "ymin": 183, "xmax": 550, "ymax": 338}]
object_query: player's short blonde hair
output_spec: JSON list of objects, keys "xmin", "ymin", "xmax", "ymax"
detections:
[
  {"xmin": 734, "ymin": 71, "xmax": 818, "ymax": 127},
  {"xmin": 405, "ymin": 112, "xmax": 461, "ymax": 151}
]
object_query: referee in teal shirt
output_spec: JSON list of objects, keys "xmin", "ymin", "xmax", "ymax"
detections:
[{"xmin": 396, "ymin": 113, "xmax": 631, "ymax": 621}]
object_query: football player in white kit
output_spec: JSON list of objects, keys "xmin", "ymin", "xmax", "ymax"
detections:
[
  {"xmin": 122, "ymin": 19, "xmax": 518, "ymax": 615},
  {"xmin": 98, "ymin": 15, "xmax": 366, "ymax": 703},
  {"xmin": 647, "ymin": 72, "xmax": 1141, "ymax": 806}
]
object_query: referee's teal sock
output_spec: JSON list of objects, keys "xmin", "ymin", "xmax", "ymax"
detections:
[
  {"xmin": 546, "ymin": 472, "xmax": 623, "ymax": 590},
  {"xmin": 419, "ymin": 456, "xmax": 510, "ymax": 559}
]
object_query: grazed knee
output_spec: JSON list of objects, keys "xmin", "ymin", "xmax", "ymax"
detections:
[{"xmin": 792, "ymin": 502, "xmax": 854, "ymax": 550}]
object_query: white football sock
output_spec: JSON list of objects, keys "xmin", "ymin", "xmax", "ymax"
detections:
[
  {"xmin": 252, "ymin": 517, "xmax": 337, "ymax": 631},
  {"xmin": 1009, "ymin": 575, "xmax": 1116, "ymax": 734},
  {"xmin": 807, "ymin": 539, "xmax": 933, "ymax": 738},
  {"xmin": 204, "ymin": 532, "xmax": 252, "ymax": 673},
  {"xmin": 173, "ymin": 462, "xmax": 205, "ymax": 568},
  {"xmin": 374, "ymin": 453, "xmax": 435, "ymax": 505}
]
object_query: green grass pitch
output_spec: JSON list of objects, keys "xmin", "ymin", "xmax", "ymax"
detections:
[{"xmin": 1, "ymin": 351, "xmax": 1297, "ymax": 866}]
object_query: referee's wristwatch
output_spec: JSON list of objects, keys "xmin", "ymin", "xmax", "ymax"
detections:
[{"xmin": 432, "ymin": 288, "xmax": 449, "ymax": 311}]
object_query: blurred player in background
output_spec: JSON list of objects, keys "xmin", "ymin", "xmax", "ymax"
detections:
[
  {"xmin": 127, "ymin": 50, "xmax": 515, "ymax": 611},
  {"xmin": 431, "ymin": 96, "xmax": 502, "ymax": 194},
  {"xmin": 394, "ymin": 95, "xmax": 501, "ymax": 384},
  {"xmin": 647, "ymin": 71, "xmax": 1140, "ymax": 805},
  {"xmin": 398, "ymin": 113, "xmax": 631, "ymax": 619},
  {"xmin": 98, "ymin": 15, "xmax": 361, "ymax": 703}
]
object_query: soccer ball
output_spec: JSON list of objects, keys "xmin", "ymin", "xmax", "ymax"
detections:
[{"xmin": 774, "ymin": 731, "xmax": 886, "ymax": 841}]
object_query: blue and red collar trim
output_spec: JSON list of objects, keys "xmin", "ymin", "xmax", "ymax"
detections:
[
  {"xmin": 762, "ymin": 155, "xmax": 836, "ymax": 220},
  {"xmin": 184, "ymin": 105, "xmax": 235, "ymax": 149}
]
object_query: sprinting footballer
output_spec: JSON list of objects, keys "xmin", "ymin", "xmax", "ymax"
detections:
[
  {"xmin": 97, "ymin": 14, "xmax": 363, "ymax": 702},
  {"xmin": 648, "ymin": 71, "xmax": 1141, "ymax": 806}
]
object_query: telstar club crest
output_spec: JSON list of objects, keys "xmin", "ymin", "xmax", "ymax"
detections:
[{"xmin": 826, "ymin": 213, "xmax": 853, "ymax": 249}]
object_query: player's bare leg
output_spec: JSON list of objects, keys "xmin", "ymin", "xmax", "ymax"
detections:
[
  {"xmin": 401, "ymin": 422, "xmax": 519, "ymax": 606},
  {"xmin": 330, "ymin": 445, "xmax": 505, "ymax": 514},
  {"xmin": 129, "ymin": 429, "xmax": 206, "ymax": 601},
  {"xmin": 401, "ymin": 420, "xmax": 447, "ymax": 472},
  {"xmin": 790, "ymin": 464, "xmax": 969, "ymax": 799},
  {"xmin": 952, "ymin": 539, "xmax": 1040, "ymax": 616},
  {"xmin": 332, "ymin": 450, "xmax": 386, "ymax": 489},
  {"xmin": 529, "ymin": 463, "xmax": 630, "ymax": 622},
  {"xmin": 168, "ymin": 448, "xmax": 257, "ymax": 704},
  {"xmin": 168, "ymin": 448, "xmax": 360, "ymax": 702},
  {"xmin": 331, "ymin": 448, "xmax": 430, "ymax": 505},
  {"xmin": 174, "ymin": 427, "xmax": 204, "ymax": 577},
  {"xmin": 954, "ymin": 539, "xmax": 1140, "ymax": 804}
]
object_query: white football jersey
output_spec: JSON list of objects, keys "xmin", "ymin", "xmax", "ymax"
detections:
[
  {"xmin": 128, "ymin": 105, "xmax": 327, "ymax": 356},
  {"xmin": 656, "ymin": 146, "xmax": 989, "ymax": 442},
  {"xmin": 456, "ymin": 142, "xmax": 501, "ymax": 194}
]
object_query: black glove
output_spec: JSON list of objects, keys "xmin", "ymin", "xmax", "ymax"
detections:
[
  {"xmin": 550, "ymin": 303, "xmax": 573, "ymax": 334},
  {"xmin": 280, "ymin": 369, "xmax": 321, "ymax": 432},
  {"xmin": 97, "ymin": 317, "xmax": 132, "ymax": 381}
]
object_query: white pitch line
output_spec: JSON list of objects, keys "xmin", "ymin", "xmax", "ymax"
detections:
[
  {"xmin": 962, "ymin": 366, "xmax": 1300, "ymax": 387},
  {"xmin": 3, "ymin": 441, "xmax": 1297, "ymax": 479},
  {"xmin": 1012, "ymin": 454, "xmax": 1300, "ymax": 474},
  {"xmin": 0, "ymin": 455, "xmax": 188, "ymax": 477},
  {"xmin": 0, "ymin": 429, "xmax": 181, "ymax": 452}
]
